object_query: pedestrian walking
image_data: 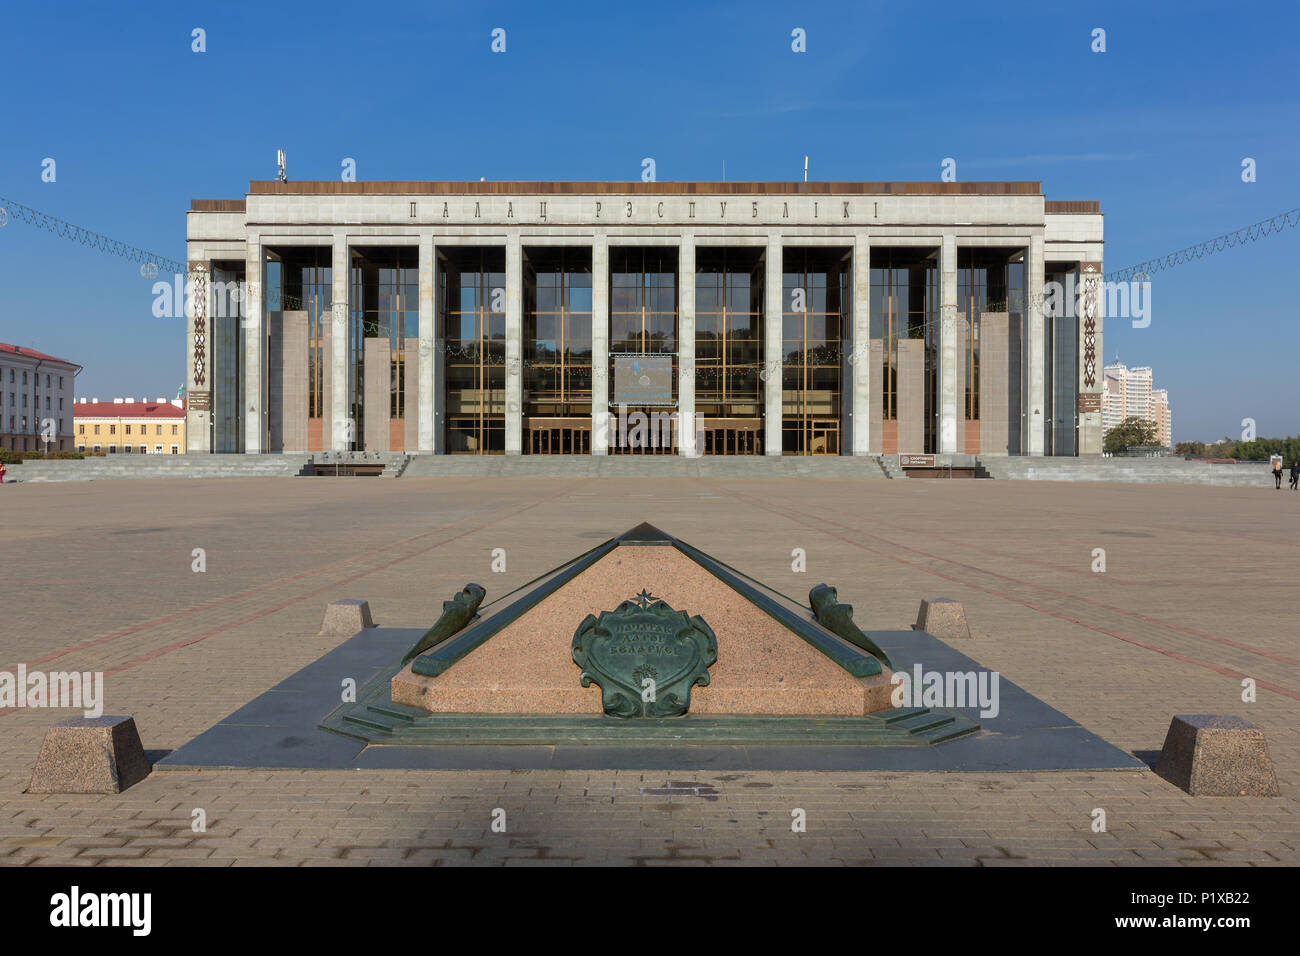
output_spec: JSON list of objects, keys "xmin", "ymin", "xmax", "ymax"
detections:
[
  {"xmin": 1271, "ymin": 453, "xmax": 1284, "ymax": 489},
  {"xmin": 1290, "ymin": 460, "xmax": 1299, "ymax": 490}
]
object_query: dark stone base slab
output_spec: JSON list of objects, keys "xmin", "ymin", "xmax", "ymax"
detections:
[
  {"xmin": 326, "ymin": 668, "xmax": 979, "ymax": 746},
  {"xmin": 157, "ymin": 625, "xmax": 1142, "ymax": 772}
]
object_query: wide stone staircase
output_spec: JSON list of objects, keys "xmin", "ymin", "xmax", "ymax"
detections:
[
  {"xmin": 306, "ymin": 451, "xmax": 411, "ymax": 477},
  {"xmin": 977, "ymin": 455, "xmax": 1272, "ymax": 486},
  {"xmin": 878, "ymin": 457, "xmax": 908, "ymax": 479},
  {"xmin": 400, "ymin": 454, "xmax": 893, "ymax": 479},
  {"xmin": 6, "ymin": 454, "xmax": 312, "ymax": 482},
  {"xmin": 9, "ymin": 452, "xmax": 1267, "ymax": 486}
]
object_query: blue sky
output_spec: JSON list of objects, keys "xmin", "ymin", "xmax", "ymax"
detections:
[{"xmin": 1, "ymin": 0, "xmax": 1296, "ymax": 441}]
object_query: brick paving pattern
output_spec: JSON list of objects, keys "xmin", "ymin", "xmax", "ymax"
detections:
[{"xmin": 0, "ymin": 476, "xmax": 1295, "ymax": 865}]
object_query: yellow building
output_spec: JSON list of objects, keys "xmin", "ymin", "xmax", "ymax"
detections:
[{"xmin": 74, "ymin": 397, "xmax": 187, "ymax": 454}]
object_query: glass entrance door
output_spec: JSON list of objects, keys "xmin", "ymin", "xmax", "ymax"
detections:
[{"xmin": 782, "ymin": 249, "xmax": 848, "ymax": 455}]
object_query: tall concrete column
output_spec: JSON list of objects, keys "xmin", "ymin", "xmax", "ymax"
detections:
[
  {"xmin": 243, "ymin": 236, "xmax": 265, "ymax": 454},
  {"xmin": 677, "ymin": 232, "xmax": 696, "ymax": 456},
  {"xmin": 851, "ymin": 235, "xmax": 871, "ymax": 456},
  {"xmin": 1077, "ymin": 260, "xmax": 1103, "ymax": 455},
  {"xmin": 764, "ymin": 234, "xmax": 783, "ymax": 456},
  {"xmin": 505, "ymin": 233, "xmax": 523, "ymax": 455},
  {"xmin": 185, "ymin": 258, "xmax": 211, "ymax": 453},
  {"xmin": 1025, "ymin": 233, "xmax": 1046, "ymax": 456},
  {"xmin": 330, "ymin": 233, "xmax": 350, "ymax": 451},
  {"xmin": 938, "ymin": 233, "xmax": 959, "ymax": 455},
  {"xmin": 417, "ymin": 234, "xmax": 436, "ymax": 453},
  {"xmin": 591, "ymin": 235, "xmax": 609, "ymax": 455}
]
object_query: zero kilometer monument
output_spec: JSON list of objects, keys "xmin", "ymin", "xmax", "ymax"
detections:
[
  {"xmin": 159, "ymin": 523, "xmax": 1142, "ymax": 773},
  {"xmin": 183, "ymin": 180, "xmax": 1104, "ymax": 459}
]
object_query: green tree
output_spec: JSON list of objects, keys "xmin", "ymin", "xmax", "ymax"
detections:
[
  {"xmin": 1104, "ymin": 417, "xmax": 1158, "ymax": 454},
  {"xmin": 1175, "ymin": 434, "xmax": 1300, "ymax": 461}
]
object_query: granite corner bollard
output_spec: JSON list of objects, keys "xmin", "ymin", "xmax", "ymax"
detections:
[
  {"xmin": 28, "ymin": 716, "xmax": 150, "ymax": 794},
  {"xmin": 914, "ymin": 597, "xmax": 971, "ymax": 640},
  {"xmin": 1155, "ymin": 714, "xmax": 1280, "ymax": 796},
  {"xmin": 320, "ymin": 598, "xmax": 375, "ymax": 636}
]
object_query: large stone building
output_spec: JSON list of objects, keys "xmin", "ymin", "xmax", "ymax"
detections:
[
  {"xmin": 183, "ymin": 180, "xmax": 1105, "ymax": 458},
  {"xmin": 0, "ymin": 342, "xmax": 80, "ymax": 452},
  {"xmin": 73, "ymin": 398, "xmax": 187, "ymax": 455}
]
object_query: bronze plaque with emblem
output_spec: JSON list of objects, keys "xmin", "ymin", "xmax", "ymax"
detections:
[{"xmin": 572, "ymin": 590, "xmax": 717, "ymax": 718}]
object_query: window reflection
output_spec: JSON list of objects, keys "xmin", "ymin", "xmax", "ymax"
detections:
[
  {"xmin": 610, "ymin": 248, "xmax": 677, "ymax": 454},
  {"xmin": 871, "ymin": 249, "xmax": 937, "ymax": 452},
  {"xmin": 352, "ymin": 247, "xmax": 418, "ymax": 449},
  {"xmin": 441, "ymin": 248, "xmax": 506, "ymax": 453},
  {"xmin": 782, "ymin": 248, "xmax": 850, "ymax": 455},
  {"xmin": 524, "ymin": 247, "xmax": 592, "ymax": 454},
  {"xmin": 695, "ymin": 248, "xmax": 763, "ymax": 454},
  {"xmin": 958, "ymin": 248, "xmax": 1025, "ymax": 426}
]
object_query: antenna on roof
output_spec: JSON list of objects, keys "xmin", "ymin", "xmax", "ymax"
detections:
[
  {"xmin": 803, "ymin": 156, "xmax": 808, "ymax": 183},
  {"xmin": 276, "ymin": 149, "xmax": 287, "ymax": 183}
]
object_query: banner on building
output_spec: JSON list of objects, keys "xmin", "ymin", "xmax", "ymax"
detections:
[{"xmin": 613, "ymin": 354, "xmax": 674, "ymax": 406}]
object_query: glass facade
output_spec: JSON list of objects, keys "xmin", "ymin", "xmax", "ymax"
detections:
[
  {"xmin": 782, "ymin": 248, "xmax": 849, "ymax": 455},
  {"xmin": 441, "ymin": 248, "xmax": 506, "ymax": 453},
  {"xmin": 276, "ymin": 252, "xmax": 333, "ymax": 430},
  {"xmin": 695, "ymin": 248, "xmax": 764, "ymax": 454},
  {"xmin": 352, "ymin": 248, "xmax": 418, "ymax": 444},
  {"xmin": 610, "ymin": 248, "xmax": 677, "ymax": 454},
  {"xmin": 1045, "ymin": 265, "xmax": 1079, "ymax": 455},
  {"xmin": 209, "ymin": 261, "xmax": 245, "ymax": 453},
  {"xmin": 524, "ymin": 247, "xmax": 592, "ymax": 453},
  {"xmin": 958, "ymin": 249, "xmax": 1025, "ymax": 451},
  {"xmin": 611, "ymin": 248, "xmax": 677, "ymax": 356},
  {"xmin": 871, "ymin": 249, "xmax": 938, "ymax": 451},
  {"xmin": 958, "ymin": 250, "xmax": 1024, "ymax": 419},
  {"xmin": 263, "ymin": 250, "xmax": 334, "ymax": 451},
  {"xmin": 207, "ymin": 233, "xmax": 1079, "ymax": 459}
]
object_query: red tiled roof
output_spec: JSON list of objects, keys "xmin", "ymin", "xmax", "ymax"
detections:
[
  {"xmin": 0, "ymin": 342, "xmax": 82, "ymax": 368},
  {"xmin": 75, "ymin": 401, "xmax": 186, "ymax": 418}
]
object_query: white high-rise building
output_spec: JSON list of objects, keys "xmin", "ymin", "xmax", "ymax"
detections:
[
  {"xmin": 1102, "ymin": 360, "xmax": 1171, "ymax": 445},
  {"xmin": 1150, "ymin": 389, "xmax": 1171, "ymax": 447},
  {"xmin": 1102, "ymin": 361, "xmax": 1127, "ymax": 431},
  {"xmin": 1126, "ymin": 366, "xmax": 1153, "ymax": 420}
]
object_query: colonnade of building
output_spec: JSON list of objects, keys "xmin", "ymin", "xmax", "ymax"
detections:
[
  {"xmin": 187, "ymin": 235, "xmax": 1099, "ymax": 457},
  {"xmin": 184, "ymin": 183, "xmax": 1104, "ymax": 458}
]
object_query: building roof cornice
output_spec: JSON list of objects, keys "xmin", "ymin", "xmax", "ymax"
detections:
[
  {"xmin": 240, "ymin": 180, "xmax": 1048, "ymax": 197},
  {"xmin": 0, "ymin": 343, "xmax": 82, "ymax": 370}
]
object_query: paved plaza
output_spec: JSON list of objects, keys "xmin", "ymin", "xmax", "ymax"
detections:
[{"xmin": 0, "ymin": 476, "xmax": 1296, "ymax": 866}]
